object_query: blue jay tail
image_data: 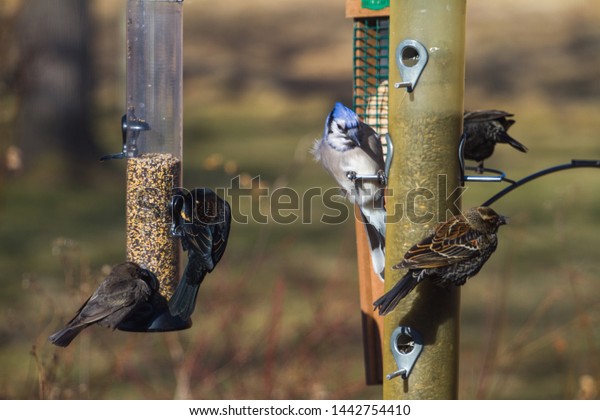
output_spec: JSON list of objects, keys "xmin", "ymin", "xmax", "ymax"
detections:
[
  {"xmin": 48, "ymin": 324, "xmax": 88, "ymax": 347},
  {"xmin": 373, "ymin": 270, "xmax": 420, "ymax": 315},
  {"xmin": 358, "ymin": 208, "xmax": 386, "ymax": 281},
  {"xmin": 168, "ymin": 257, "xmax": 208, "ymax": 320}
]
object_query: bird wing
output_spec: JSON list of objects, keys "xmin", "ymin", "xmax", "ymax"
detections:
[
  {"xmin": 396, "ymin": 216, "xmax": 482, "ymax": 269},
  {"xmin": 67, "ymin": 278, "xmax": 144, "ymax": 328},
  {"xmin": 180, "ymin": 190, "xmax": 216, "ymax": 258},
  {"xmin": 210, "ymin": 201, "xmax": 232, "ymax": 267},
  {"xmin": 464, "ymin": 109, "xmax": 514, "ymax": 123},
  {"xmin": 181, "ymin": 190, "xmax": 232, "ymax": 272},
  {"xmin": 358, "ymin": 122, "xmax": 385, "ymax": 169},
  {"xmin": 182, "ymin": 221, "xmax": 214, "ymax": 257}
]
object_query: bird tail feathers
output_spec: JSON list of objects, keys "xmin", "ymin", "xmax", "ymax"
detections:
[
  {"xmin": 498, "ymin": 131, "xmax": 528, "ymax": 153},
  {"xmin": 373, "ymin": 271, "xmax": 420, "ymax": 315},
  {"xmin": 168, "ymin": 258, "xmax": 207, "ymax": 320},
  {"xmin": 359, "ymin": 206, "xmax": 386, "ymax": 281},
  {"xmin": 48, "ymin": 325, "xmax": 86, "ymax": 347}
]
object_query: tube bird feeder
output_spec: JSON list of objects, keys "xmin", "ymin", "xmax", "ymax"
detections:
[
  {"xmin": 121, "ymin": 0, "xmax": 189, "ymax": 331},
  {"xmin": 384, "ymin": 0, "xmax": 466, "ymax": 399}
]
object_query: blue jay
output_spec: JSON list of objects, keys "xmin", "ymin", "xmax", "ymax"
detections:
[{"xmin": 312, "ymin": 102, "xmax": 386, "ymax": 280}]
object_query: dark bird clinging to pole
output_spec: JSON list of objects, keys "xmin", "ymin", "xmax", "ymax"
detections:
[
  {"xmin": 49, "ymin": 262, "xmax": 159, "ymax": 347},
  {"xmin": 463, "ymin": 110, "xmax": 528, "ymax": 172},
  {"xmin": 168, "ymin": 188, "xmax": 231, "ymax": 320},
  {"xmin": 373, "ymin": 207, "xmax": 508, "ymax": 316}
]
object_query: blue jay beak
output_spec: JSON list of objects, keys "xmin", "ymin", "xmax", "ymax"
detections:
[{"xmin": 347, "ymin": 127, "xmax": 361, "ymax": 147}]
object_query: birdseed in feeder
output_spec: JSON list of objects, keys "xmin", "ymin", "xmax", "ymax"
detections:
[{"xmin": 126, "ymin": 153, "xmax": 181, "ymax": 299}]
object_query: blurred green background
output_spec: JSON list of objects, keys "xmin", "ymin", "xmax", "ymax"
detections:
[{"xmin": 0, "ymin": 0, "xmax": 599, "ymax": 399}]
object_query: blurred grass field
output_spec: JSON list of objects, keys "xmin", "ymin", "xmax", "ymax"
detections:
[{"xmin": 0, "ymin": 0, "xmax": 599, "ymax": 399}]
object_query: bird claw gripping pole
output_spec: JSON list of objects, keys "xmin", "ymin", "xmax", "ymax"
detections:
[{"xmin": 387, "ymin": 326, "xmax": 424, "ymax": 380}]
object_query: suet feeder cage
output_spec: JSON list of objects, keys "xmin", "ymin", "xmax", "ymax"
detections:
[
  {"xmin": 105, "ymin": 0, "xmax": 189, "ymax": 332},
  {"xmin": 353, "ymin": 17, "xmax": 389, "ymax": 137}
]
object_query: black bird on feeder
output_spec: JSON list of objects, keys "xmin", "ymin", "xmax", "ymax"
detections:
[
  {"xmin": 49, "ymin": 262, "xmax": 159, "ymax": 347},
  {"xmin": 169, "ymin": 188, "xmax": 231, "ymax": 320},
  {"xmin": 463, "ymin": 110, "xmax": 528, "ymax": 172},
  {"xmin": 373, "ymin": 207, "xmax": 508, "ymax": 315}
]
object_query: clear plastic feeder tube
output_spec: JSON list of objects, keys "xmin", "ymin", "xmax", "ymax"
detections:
[{"xmin": 125, "ymin": 0, "xmax": 183, "ymax": 299}]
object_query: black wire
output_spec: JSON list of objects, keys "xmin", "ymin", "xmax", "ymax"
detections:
[{"xmin": 481, "ymin": 160, "xmax": 600, "ymax": 207}]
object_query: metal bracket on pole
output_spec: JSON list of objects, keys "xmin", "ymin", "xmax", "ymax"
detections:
[
  {"xmin": 458, "ymin": 134, "xmax": 515, "ymax": 185},
  {"xmin": 347, "ymin": 133, "xmax": 394, "ymax": 186},
  {"xmin": 100, "ymin": 112, "xmax": 150, "ymax": 161},
  {"xmin": 482, "ymin": 159, "xmax": 600, "ymax": 207},
  {"xmin": 387, "ymin": 326, "xmax": 424, "ymax": 380},
  {"xmin": 394, "ymin": 39, "xmax": 428, "ymax": 92}
]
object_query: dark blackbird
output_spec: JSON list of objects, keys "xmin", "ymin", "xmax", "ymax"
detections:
[
  {"xmin": 168, "ymin": 188, "xmax": 231, "ymax": 320},
  {"xmin": 49, "ymin": 262, "xmax": 159, "ymax": 347},
  {"xmin": 463, "ymin": 110, "xmax": 528, "ymax": 171},
  {"xmin": 373, "ymin": 207, "xmax": 507, "ymax": 315}
]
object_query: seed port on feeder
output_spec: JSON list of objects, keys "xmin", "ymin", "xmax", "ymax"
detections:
[
  {"xmin": 387, "ymin": 326, "xmax": 423, "ymax": 381},
  {"xmin": 394, "ymin": 39, "xmax": 429, "ymax": 92},
  {"xmin": 100, "ymin": 113, "xmax": 151, "ymax": 162}
]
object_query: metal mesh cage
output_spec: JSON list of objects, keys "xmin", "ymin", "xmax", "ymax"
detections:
[{"xmin": 353, "ymin": 18, "xmax": 390, "ymax": 140}]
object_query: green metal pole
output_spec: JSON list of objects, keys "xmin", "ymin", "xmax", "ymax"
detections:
[{"xmin": 384, "ymin": 0, "xmax": 466, "ymax": 399}]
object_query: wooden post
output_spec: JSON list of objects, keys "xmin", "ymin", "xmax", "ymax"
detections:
[
  {"xmin": 384, "ymin": 0, "xmax": 466, "ymax": 399},
  {"xmin": 347, "ymin": 0, "xmax": 390, "ymax": 385},
  {"xmin": 354, "ymin": 212, "xmax": 384, "ymax": 384}
]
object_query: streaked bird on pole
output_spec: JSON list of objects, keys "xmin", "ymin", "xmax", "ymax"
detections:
[{"xmin": 374, "ymin": 207, "xmax": 508, "ymax": 315}]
